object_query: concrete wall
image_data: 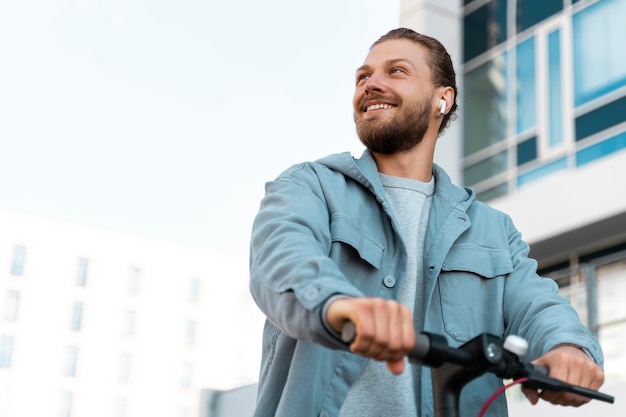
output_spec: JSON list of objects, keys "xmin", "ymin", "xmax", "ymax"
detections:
[{"xmin": 400, "ymin": 0, "xmax": 463, "ymax": 184}]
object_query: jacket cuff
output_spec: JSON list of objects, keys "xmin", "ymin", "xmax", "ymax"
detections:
[{"xmin": 321, "ymin": 294, "xmax": 353, "ymax": 342}]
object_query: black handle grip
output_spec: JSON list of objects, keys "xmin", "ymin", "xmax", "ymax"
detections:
[
  {"xmin": 520, "ymin": 363, "xmax": 614, "ymax": 404},
  {"xmin": 341, "ymin": 322, "xmax": 472, "ymax": 367}
]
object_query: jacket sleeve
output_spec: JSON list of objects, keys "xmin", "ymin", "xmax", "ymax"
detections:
[
  {"xmin": 249, "ymin": 164, "xmax": 365, "ymax": 350},
  {"xmin": 501, "ymin": 215, "xmax": 604, "ymax": 366}
]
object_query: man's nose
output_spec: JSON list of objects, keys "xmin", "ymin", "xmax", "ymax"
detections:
[{"xmin": 363, "ymin": 73, "xmax": 385, "ymax": 94}]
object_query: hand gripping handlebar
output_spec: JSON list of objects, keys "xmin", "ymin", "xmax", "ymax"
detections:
[{"xmin": 341, "ymin": 322, "xmax": 614, "ymax": 417}]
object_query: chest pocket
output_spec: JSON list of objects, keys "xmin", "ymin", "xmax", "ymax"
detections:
[
  {"xmin": 437, "ymin": 244, "xmax": 513, "ymax": 343},
  {"xmin": 329, "ymin": 213, "xmax": 385, "ymax": 293}
]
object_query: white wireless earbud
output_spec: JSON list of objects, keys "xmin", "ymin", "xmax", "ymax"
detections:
[{"xmin": 439, "ymin": 99, "xmax": 446, "ymax": 115}]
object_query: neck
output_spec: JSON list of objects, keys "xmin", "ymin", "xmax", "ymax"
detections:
[{"xmin": 372, "ymin": 137, "xmax": 435, "ymax": 182}]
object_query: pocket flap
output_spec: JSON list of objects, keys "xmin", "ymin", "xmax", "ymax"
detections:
[
  {"xmin": 330, "ymin": 213, "xmax": 384, "ymax": 269},
  {"xmin": 442, "ymin": 244, "xmax": 513, "ymax": 278}
]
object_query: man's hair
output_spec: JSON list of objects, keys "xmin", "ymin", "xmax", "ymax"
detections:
[{"xmin": 372, "ymin": 28, "xmax": 458, "ymax": 135}]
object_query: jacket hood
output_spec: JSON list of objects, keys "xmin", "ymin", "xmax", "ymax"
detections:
[{"xmin": 316, "ymin": 150, "xmax": 475, "ymax": 212}]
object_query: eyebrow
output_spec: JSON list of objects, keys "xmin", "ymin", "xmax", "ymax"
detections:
[{"xmin": 355, "ymin": 58, "xmax": 416, "ymax": 74}]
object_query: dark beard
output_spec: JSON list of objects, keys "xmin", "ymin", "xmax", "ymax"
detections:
[{"xmin": 355, "ymin": 99, "xmax": 430, "ymax": 154}]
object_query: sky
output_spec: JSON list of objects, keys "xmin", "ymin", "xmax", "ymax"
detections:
[{"xmin": 0, "ymin": 0, "xmax": 400, "ymax": 256}]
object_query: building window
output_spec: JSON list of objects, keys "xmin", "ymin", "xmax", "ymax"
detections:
[
  {"xmin": 114, "ymin": 398, "xmax": 128, "ymax": 417},
  {"xmin": 515, "ymin": 0, "xmax": 562, "ymax": 33},
  {"xmin": 118, "ymin": 353, "xmax": 132, "ymax": 380},
  {"xmin": 10, "ymin": 246, "xmax": 26, "ymax": 276},
  {"xmin": 3, "ymin": 291, "xmax": 20, "ymax": 321},
  {"xmin": 516, "ymin": 36, "xmax": 537, "ymax": 134},
  {"xmin": 517, "ymin": 157, "xmax": 567, "ymax": 187},
  {"xmin": 184, "ymin": 320, "xmax": 196, "ymax": 345},
  {"xmin": 180, "ymin": 363, "xmax": 192, "ymax": 389},
  {"xmin": 464, "ymin": 0, "xmax": 508, "ymax": 62},
  {"xmin": 0, "ymin": 382, "xmax": 10, "ymax": 417},
  {"xmin": 547, "ymin": 29, "xmax": 564, "ymax": 147},
  {"xmin": 76, "ymin": 258, "xmax": 88, "ymax": 286},
  {"xmin": 59, "ymin": 391, "xmax": 73, "ymax": 417},
  {"xmin": 463, "ymin": 0, "xmax": 626, "ymax": 200},
  {"xmin": 463, "ymin": 52, "xmax": 509, "ymax": 156},
  {"xmin": 574, "ymin": 95, "xmax": 626, "ymax": 141},
  {"xmin": 64, "ymin": 346, "xmax": 78, "ymax": 377},
  {"xmin": 573, "ymin": 0, "xmax": 626, "ymax": 106},
  {"xmin": 188, "ymin": 278, "xmax": 200, "ymax": 303},
  {"xmin": 576, "ymin": 131, "xmax": 626, "ymax": 167},
  {"xmin": 0, "ymin": 336, "xmax": 14, "ymax": 368},
  {"xmin": 476, "ymin": 182, "xmax": 509, "ymax": 202},
  {"xmin": 70, "ymin": 302, "xmax": 83, "ymax": 331},
  {"xmin": 127, "ymin": 267, "xmax": 141, "ymax": 294},
  {"xmin": 464, "ymin": 150, "xmax": 508, "ymax": 186},
  {"xmin": 122, "ymin": 310, "xmax": 136, "ymax": 337},
  {"xmin": 517, "ymin": 137, "xmax": 538, "ymax": 166}
]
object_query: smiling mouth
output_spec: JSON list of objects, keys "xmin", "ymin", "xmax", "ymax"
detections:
[{"xmin": 365, "ymin": 103, "xmax": 395, "ymax": 112}]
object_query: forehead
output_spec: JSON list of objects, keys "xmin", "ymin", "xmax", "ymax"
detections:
[{"xmin": 362, "ymin": 38, "xmax": 431, "ymax": 72}]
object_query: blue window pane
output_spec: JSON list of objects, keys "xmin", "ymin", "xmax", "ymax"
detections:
[
  {"xmin": 3, "ymin": 291, "xmax": 20, "ymax": 321},
  {"xmin": 463, "ymin": 53, "xmax": 509, "ymax": 156},
  {"xmin": 189, "ymin": 278, "xmax": 200, "ymax": 302},
  {"xmin": 548, "ymin": 30, "xmax": 564, "ymax": 147},
  {"xmin": 516, "ymin": 0, "xmax": 563, "ymax": 33},
  {"xmin": 10, "ymin": 246, "xmax": 26, "ymax": 276},
  {"xmin": 71, "ymin": 302, "xmax": 83, "ymax": 331},
  {"xmin": 575, "ymin": 96, "xmax": 626, "ymax": 141},
  {"xmin": 517, "ymin": 137, "xmax": 537, "ymax": 165},
  {"xmin": 517, "ymin": 157, "xmax": 568, "ymax": 187},
  {"xmin": 516, "ymin": 37, "xmax": 536, "ymax": 133},
  {"xmin": 573, "ymin": 0, "xmax": 626, "ymax": 106},
  {"xmin": 576, "ymin": 131, "xmax": 626, "ymax": 166},
  {"xmin": 0, "ymin": 336, "xmax": 13, "ymax": 368},
  {"xmin": 60, "ymin": 392, "xmax": 73, "ymax": 417},
  {"xmin": 464, "ymin": 151, "xmax": 509, "ymax": 186},
  {"xmin": 464, "ymin": 0, "xmax": 508, "ymax": 62},
  {"xmin": 64, "ymin": 346, "xmax": 78, "ymax": 377},
  {"xmin": 76, "ymin": 258, "xmax": 88, "ymax": 286},
  {"xmin": 477, "ymin": 182, "xmax": 509, "ymax": 202}
]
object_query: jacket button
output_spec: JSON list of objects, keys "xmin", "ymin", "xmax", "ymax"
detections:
[
  {"xmin": 303, "ymin": 287, "xmax": 319, "ymax": 300},
  {"xmin": 383, "ymin": 275, "xmax": 396, "ymax": 288},
  {"xmin": 318, "ymin": 410, "xmax": 330, "ymax": 417}
]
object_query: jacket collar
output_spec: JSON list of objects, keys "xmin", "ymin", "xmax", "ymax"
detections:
[{"xmin": 317, "ymin": 149, "xmax": 475, "ymax": 212}]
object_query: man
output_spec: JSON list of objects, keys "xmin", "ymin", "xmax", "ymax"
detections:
[{"xmin": 249, "ymin": 28, "xmax": 604, "ymax": 417}]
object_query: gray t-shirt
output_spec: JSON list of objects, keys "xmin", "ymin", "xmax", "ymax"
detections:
[{"xmin": 338, "ymin": 173, "xmax": 434, "ymax": 417}]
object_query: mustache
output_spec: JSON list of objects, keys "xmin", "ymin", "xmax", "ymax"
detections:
[{"xmin": 357, "ymin": 94, "xmax": 401, "ymax": 111}]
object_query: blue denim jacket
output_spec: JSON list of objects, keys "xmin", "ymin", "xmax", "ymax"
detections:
[{"xmin": 249, "ymin": 151, "xmax": 602, "ymax": 417}]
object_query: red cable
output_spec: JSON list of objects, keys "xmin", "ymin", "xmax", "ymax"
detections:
[{"xmin": 477, "ymin": 377, "xmax": 529, "ymax": 417}]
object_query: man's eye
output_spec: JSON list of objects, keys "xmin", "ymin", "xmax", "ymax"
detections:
[
  {"xmin": 356, "ymin": 74, "xmax": 370, "ymax": 84},
  {"xmin": 390, "ymin": 68, "xmax": 404, "ymax": 74}
]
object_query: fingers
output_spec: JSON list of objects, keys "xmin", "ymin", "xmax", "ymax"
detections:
[
  {"xmin": 355, "ymin": 298, "xmax": 413, "ymax": 360},
  {"xmin": 326, "ymin": 297, "xmax": 415, "ymax": 374},
  {"xmin": 521, "ymin": 387, "xmax": 540, "ymax": 405},
  {"xmin": 530, "ymin": 345, "xmax": 605, "ymax": 407}
]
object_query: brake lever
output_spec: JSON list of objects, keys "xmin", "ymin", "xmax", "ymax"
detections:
[{"xmin": 515, "ymin": 362, "xmax": 614, "ymax": 404}]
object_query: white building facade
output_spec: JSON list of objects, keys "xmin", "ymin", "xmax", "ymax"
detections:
[{"xmin": 0, "ymin": 210, "xmax": 263, "ymax": 417}]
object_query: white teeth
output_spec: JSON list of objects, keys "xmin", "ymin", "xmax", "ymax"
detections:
[{"xmin": 366, "ymin": 103, "xmax": 394, "ymax": 112}]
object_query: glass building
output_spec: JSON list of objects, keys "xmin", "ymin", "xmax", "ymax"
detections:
[{"xmin": 462, "ymin": 0, "xmax": 626, "ymax": 201}]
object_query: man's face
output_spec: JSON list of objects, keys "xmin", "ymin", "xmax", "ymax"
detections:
[{"xmin": 353, "ymin": 39, "xmax": 436, "ymax": 154}]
